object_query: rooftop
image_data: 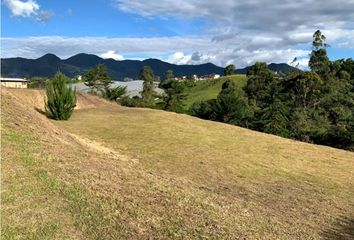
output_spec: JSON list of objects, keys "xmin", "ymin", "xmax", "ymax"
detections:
[{"xmin": 0, "ymin": 77, "xmax": 28, "ymax": 82}]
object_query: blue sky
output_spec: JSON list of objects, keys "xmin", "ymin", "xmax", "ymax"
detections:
[{"xmin": 2, "ymin": 0, "xmax": 354, "ymax": 68}]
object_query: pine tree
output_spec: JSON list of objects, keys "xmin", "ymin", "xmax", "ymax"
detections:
[
  {"xmin": 160, "ymin": 80, "xmax": 186, "ymax": 113},
  {"xmin": 140, "ymin": 66, "xmax": 155, "ymax": 106},
  {"xmin": 84, "ymin": 64, "xmax": 113, "ymax": 96},
  {"xmin": 45, "ymin": 72, "xmax": 77, "ymax": 120},
  {"xmin": 215, "ymin": 80, "xmax": 252, "ymax": 127}
]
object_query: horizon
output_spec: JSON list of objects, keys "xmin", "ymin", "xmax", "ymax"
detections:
[
  {"xmin": 1, "ymin": 1, "xmax": 354, "ymax": 69},
  {"xmin": 1, "ymin": 52, "xmax": 298, "ymax": 69}
]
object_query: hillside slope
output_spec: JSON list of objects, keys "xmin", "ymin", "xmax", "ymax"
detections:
[
  {"xmin": 2, "ymin": 89, "xmax": 353, "ymax": 239},
  {"xmin": 183, "ymin": 74, "xmax": 247, "ymax": 109}
]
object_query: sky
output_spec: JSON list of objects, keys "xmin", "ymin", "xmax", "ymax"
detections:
[{"xmin": 1, "ymin": 0, "xmax": 354, "ymax": 68}]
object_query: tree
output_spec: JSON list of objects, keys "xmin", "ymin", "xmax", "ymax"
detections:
[
  {"xmin": 244, "ymin": 62, "xmax": 276, "ymax": 107},
  {"xmin": 159, "ymin": 70, "xmax": 174, "ymax": 88},
  {"xmin": 189, "ymin": 99, "xmax": 218, "ymax": 120},
  {"xmin": 160, "ymin": 80, "xmax": 186, "ymax": 113},
  {"xmin": 282, "ymin": 71, "xmax": 324, "ymax": 109},
  {"xmin": 258, "ymin": 98, "xmax": 290, "ymax": 137},
  {"xmin": 84, "ymin": 64, "xmax": 113, "ymax": 96},
  {"xmin": 309, "ymin": 30, "xmax": 331, "ymax": 79},
  {"xmin": 105, "ymin": 85, "xmax": 127, "ymax": 101},
  {"xmin": 224, "ymin": 64, "xmax": 236, "ymax": 76},
  {"xmin": 290, "ymin": 108, "xmax": 330, "ymax": 143},
  {"xmin": 28, "ymin": 77, "xmax": 49, "ymax": 88},
  {"xmin": 165, "ymin": 69, "xmax": 174, "ymax": 81},
  {"xmin": 140, "ymin": 66, "xmax": 155, "ymax": 106},
  {"xmin": 215, "ymin": 80, "xmax": 253, "ymax": 126},
  {"xmin": 45, "ymin": 72, "xmax": 76, "ymax": 120}
]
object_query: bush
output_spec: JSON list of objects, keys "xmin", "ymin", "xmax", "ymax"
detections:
[
  {"xmin": 119, "ymin": 96, "xmax": 145, "ymax": 107},
  {"xmin": 189, "ymin": 99, "xmax": 217, "ymax": 120},
  {"xmin": 45, "ymin": 72, "xmax": 77, "ymax": 120},
  {"xmin": 28, "ymin": 77, "xmax": 49, "ymax": 88},
  {"xmin": 105, "ymin": 86, "xmax": 127, "ymax": 101},
  {"xmin": 159, "ymin": 80, "xmax": 187, "ymax": 113}
]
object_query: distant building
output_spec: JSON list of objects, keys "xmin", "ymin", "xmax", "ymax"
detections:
[
  {"xmin": 213, "ymin": 74, "xmax": 221, "ymax": 79},
  {"xmin": 0, "ymin": 77, "xmax": 28, "ymax": 88}
]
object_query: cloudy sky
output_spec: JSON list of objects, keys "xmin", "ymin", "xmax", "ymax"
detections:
[{"xmin": 2, "ymin": 0, "xmax": 354, "ymax": 68}]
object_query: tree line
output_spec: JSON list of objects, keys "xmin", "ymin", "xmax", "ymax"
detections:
[
  {"xmin": 190, "ymin": 30, "xmax": 354, "ymax": 150},
  {"xmin": 43, "ymin": 63, "xmax": 187, "ymax": 119}
]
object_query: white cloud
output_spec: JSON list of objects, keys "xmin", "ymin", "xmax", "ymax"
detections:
[
  {"xmin": 4, "ymin": 0, "xmax": 39, "ymax": 17},
  {"xmin": 115, "ymin": 0, "xmax": 354, "ymax": 30},
  {"xmin": 100, "ymin": 50, "xmax": 124, "ymax": 60},
  {"xmin": 3, "ymin": 0, "xmax": 52, "ymax": 22},
  {"xmin": 167, "ymin": 52, "xmax": 191, "ymax": 64},
  {"xmin": 297, "ymin": 58, "xmax": 310, "ymax": 69},
  {"xmin": 115, "ymin": 0, "xmax": 354, "ymax": 50},
  {"xmin": 1, "ymin": 36, "xmax": 312, "ymax": 68}
]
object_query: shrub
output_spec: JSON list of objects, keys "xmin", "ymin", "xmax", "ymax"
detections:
[
  {"xmin": 105, "ymin": 85, "xmax": 127, "ymax": 101},
  {"xmin": 28, "ymin": 77, "xmax": 49, "ymax": 88},
  {"xmin": 189, "ymin": 99, "xmax": 217, "ymax": 120},
  {"xmin": 159, "ymin": 80, "xmax": 186, "ymax": 113},
  {"xmin": 45, "ymin": 72, "xmax": 77, "ymax": 120},
  {"xmin": 119, "ymin": 96, "xmax": 145, "ymax": 107}
]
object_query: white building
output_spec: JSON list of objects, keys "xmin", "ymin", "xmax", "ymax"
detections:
[{"xmin": 0, "ymin": 77, "xmax": 28, "ymax": 88}]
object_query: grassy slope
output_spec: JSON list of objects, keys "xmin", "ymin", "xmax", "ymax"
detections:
[
  {"xmin": 2, "ymin": 89, "xmax": 354, "ymax": 239},
  {"xmin": 182, "ymin": 74, "xmax": 247, "ymax": 110}
]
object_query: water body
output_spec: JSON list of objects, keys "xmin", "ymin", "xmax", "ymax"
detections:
[{"xmin": 71, "ymin": 80, "xmax": 164, "ymax": 97}]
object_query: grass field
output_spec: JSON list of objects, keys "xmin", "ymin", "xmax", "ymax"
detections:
[
  {"xmin": 182, "ymin": 74, "xmax": 247, "ymax": 110},
  {"xmin": 2, "ymin": 88, "xmax": 354, "ymax": 239}
]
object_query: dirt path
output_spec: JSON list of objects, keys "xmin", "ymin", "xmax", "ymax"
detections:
[{"xmin": 67, "ymin": 132, "xmax": 139, "ymax": 163}]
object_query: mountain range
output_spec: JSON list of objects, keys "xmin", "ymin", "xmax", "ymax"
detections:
[{"xmin": 1, "ymin": 53, "xmax": 300, "ymax": 80}]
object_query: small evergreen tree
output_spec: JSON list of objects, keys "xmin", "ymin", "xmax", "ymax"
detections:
[
  {"xmin": 160, "ymin": 80, "xmax": 186, "ymax": 113},
  {"xmin": 189, "ymin": 99, "xmax": 218, "ymax": 120},
  {"xmin": 106, "ymin": 85, "xmax": 127, "ymax": 101},
  {"xmin": 259, "ymin": 99, "xmax": 290, "ymax": 137},
  {"xmin": 215, "ymin": 80, "xmax": 253, "ymax": 127},
  {"xmin": 140, "ymin": 66, "xmax": 155, "ymax": 106},
  {"xmin": 84, "ymin": 64, "xmax": 113, "ymax": 96},
  {"xmin": 45, "ymin": 72, "xmax": 76, "ymax": 120}
]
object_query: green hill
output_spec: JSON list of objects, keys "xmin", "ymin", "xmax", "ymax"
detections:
[
  {"xmin": 183, "ymin": 75, "xmax": 247, "ymax": 110},
  {"xmin": 2, "ymin": 88, "xmax": 354, "ymax": 239}
]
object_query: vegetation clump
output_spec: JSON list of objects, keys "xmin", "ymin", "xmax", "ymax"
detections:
[
  {"xmin": 84, "ymin": 64, "xmax": 127, "ymax": 101},
  {"xmin": 140, "ymin": 66, "xmax": 156, "ymax": 106},
  {"xmin": 45, "ymin": 72, "xmax": 77, "ymax": 120},
  {"xmin": 224, "ymin": 64, "xmax": 236, "ymax": 76},
  {"xmin": 158, "ymin": 70, "xmax": 187, "ymax": 113}
]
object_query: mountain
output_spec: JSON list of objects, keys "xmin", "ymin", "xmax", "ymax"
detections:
[
  {"xmin": 236, "ymin": 63, "xmax": 301, "ymax": 75},
  {"xmin": 1, "ymin": 53, "xmax": 300, "ymax": 80}
]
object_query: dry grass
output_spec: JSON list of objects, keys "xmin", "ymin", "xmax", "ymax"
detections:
[{"xmin": 2, "ymin": 88, "xmax": 354, "ymax": 239}]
